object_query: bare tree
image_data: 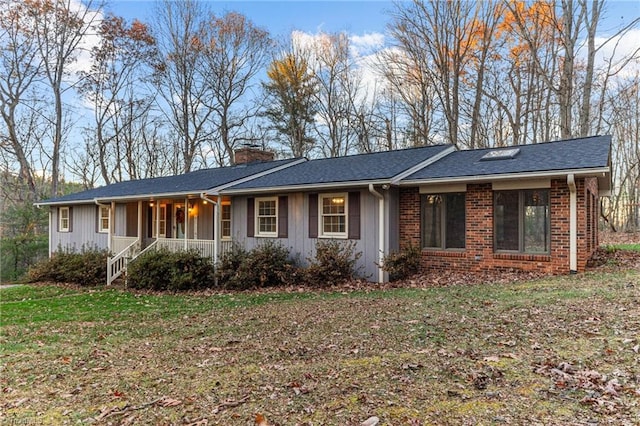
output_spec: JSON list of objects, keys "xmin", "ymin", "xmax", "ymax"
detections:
[
  {"xmin": 389, "ymin": 0, "xmax": 482, "ymax": 149},
  {"xmin": 308, "ymin": 31, "xmax": 362, "ymax": 157},
  {"xmin": 26, "ymin": 0, "xmax": 100, "ymax": 196},
  {"xmin": 0, "ymin": 1, "xmax": 43, "ymax": 199},
  {"xmin": 151, "ymin": 0, "xmax": 213, "ymax": 172},
  {"xmin": 201, "ymin": 12, "xmax": 272, "ymax": 165},
  {"xmin": 78, "ymin": 14, "xmax": 158, "ymax": 184}
]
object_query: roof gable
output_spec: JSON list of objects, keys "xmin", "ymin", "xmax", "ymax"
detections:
[{"xmin": 225, "ymin": 144, "xmax": 452, "ymax": 191}]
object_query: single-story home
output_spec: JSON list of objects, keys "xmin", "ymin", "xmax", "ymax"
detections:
[{"xmin": 36, "ymin": 136, "xmax": 611, "ymax": 284}]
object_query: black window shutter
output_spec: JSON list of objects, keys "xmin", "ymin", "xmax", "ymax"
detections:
[
  {"xmin": 308, "ymin": 194, "xmax": 318, "ymax": 238},
  {"xmin": 166, "ymin": 204, "xmax": 173, "ymax": 238},
  {"xmin": 348, "ymin": 191, "xmax": 360, "ymax": 240},
  {"xmin": 247, "ymin": 198, "xmax": 255, "ymax": 237},
  {"xmin": 95, "ymin": 205, "xmax": 99, "ymax": 233},
  {"xmin": 57, "ymin": 207, "xmax": 60, "ymax": 232},
  {"xmin": 147, "ymin": 206, "xmax": 153, "ymax": 238},
  {"xmin": 278, "ymin": 196, "xmax": 288, "ymax": 238},
  {"xmin": 68, "ymin": 207, "xmax": 73, "ymax": 232}
]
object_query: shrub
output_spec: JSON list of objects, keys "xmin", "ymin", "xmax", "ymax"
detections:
[
  {"xmin": 216, "ymin": 241, "xmax": 298, "ymax": 290},
  {"xmin": 28, "ymin": 245, "xmax": 109, "ymax": 286},
  {"xmin": 127, "ymin": 248, "xmax": 215, "ymax": 291},
  {"xmin": 305, "ymin": 240, "xmax": 362, "ymax": 286},
  {"xmin": 214, "ymin": 243, "xmax": 249, "ymax": 288},
  {"xmin": 381, "ymin": 244, "xmax": 422, "ymax": 281}
]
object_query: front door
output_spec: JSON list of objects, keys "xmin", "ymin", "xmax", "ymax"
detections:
[{"xmin": 174, "ymin": 204, "xmax": 186, "ymax": 239}]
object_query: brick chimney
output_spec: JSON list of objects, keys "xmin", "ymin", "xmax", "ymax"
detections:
[{"xmin": 234, "ymin": 146, "xmax": 275, "ymax": 164}]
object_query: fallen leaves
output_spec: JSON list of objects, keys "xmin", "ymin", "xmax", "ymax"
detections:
[{"xmin": 534, "ymin": 360, "xmax": 639, "ymax": 414}]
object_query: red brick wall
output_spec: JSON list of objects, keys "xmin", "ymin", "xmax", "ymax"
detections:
[{"xmin": 398, "ymin": 177, "xmax": 599, "ymax": 275}]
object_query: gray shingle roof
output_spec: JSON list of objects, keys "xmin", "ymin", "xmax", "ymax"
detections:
[
  {"xmin": 226, "ymin": 144, "xmax": 452, "ymax": 190},
  {"xmin": 405, "ymin": 136, "xmax": 611, "ymax": 181},
  {"xmin": 38, "ymin": 158, "xmax": 299, "ymax": 204}
]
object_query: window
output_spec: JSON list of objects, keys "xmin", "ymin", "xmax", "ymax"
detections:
[
  {"xmin": 495, "ymin": 189, "xmax": 549, "ymax": 253},
  {"xmin": 98, "ymin": 206, "xmax": 110, "ymax": 233},
  {"xmin": 221, "ymin": 203, "xmax": 231, "ymax": 239},
  {"xmin": 59, "ymin": 207, "xmax": 70, "ymax": 232},
  {"xmin": 256, "ymin": 197, "xmax": 277, "ymax": 237},
  {"xmin": 320, "ymin": 193, "xmax": 347, "ymax": 238},
  {"xmin": 151, "ymin": 204, "xmax": 166, "ymax": 238},
  {"xmin": 421, "ymin": 193, "xmax": 465, "ymax": 249}
]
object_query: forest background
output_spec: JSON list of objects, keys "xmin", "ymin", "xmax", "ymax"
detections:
[{"xmin": 1, "ymin": 0, "xmax": 639, "ymax": 280}]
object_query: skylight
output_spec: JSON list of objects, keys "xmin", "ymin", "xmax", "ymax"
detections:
[{"xmin": 480, "ymin": 148, "xmax": 520, "ymax": 161}]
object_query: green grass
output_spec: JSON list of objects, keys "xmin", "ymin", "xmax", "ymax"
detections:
[
  {"xmin": 2, "ymin": 270, "xmax": 639, "ymax": 425},
  {"xmin": 611, "ymin": 243, "xmax": 640, "ymax": 251}
]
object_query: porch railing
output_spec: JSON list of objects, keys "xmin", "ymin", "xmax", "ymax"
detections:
[
  {"xmin": 156, "ymin": 238, "xmax": 216, "ymax": 259},
  {"xmin": 107, "ymin": 238, "xmax": 140, "ymax": 285},
  {"xmin": 112, "ymin": 236, "xmax": 139, "ymax": 255},
  {"xmin": 110, "ymin": 239, "xmax": 233, "ymax": 284}
]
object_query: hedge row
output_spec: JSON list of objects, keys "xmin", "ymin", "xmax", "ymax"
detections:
[{"xmin": 28, "ymin": 240, "xmax": 419, "ymax": 290}]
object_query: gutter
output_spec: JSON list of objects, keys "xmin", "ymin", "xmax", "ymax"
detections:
[
  {"xmin": 399, "ymin": 167, "xmax": 610, "ymax": 187},
  {"xmin": 221, "ymin": 179, "xmax": 393, "ymax": 195},
  {"xmin": 369, "ymin": 184, "xmax": 386, "ymax": 283},
  {"xmin": 567, "ymin": 174, "xmax": 577, "ymax": 274}
]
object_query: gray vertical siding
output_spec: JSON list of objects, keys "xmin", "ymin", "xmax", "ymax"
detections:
[
  {"xmin": 115, "ymin": 203, "xmax": 127, "ymax": 235},
  {"xmin": 231, "ymin": 189, "xmax": 383, "ymax": 280},
  {"xmin": 195, "ymin": 200, "xmax": 214, "ymax": 240},
  {"xmin": 387, "ymin": 187, "xmax": 400, "ymax": 253},
  {"xmin": 50, "ymin": 204, "xmax": 108, "ymax": 253}
]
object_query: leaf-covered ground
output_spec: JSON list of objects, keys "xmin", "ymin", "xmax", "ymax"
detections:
[{"xmin": 2, "ymin": 264, "xmax": 639, "ymax": 425}]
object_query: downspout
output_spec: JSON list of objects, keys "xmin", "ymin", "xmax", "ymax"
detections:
[
  {"xmin": 567, "ymin": 174, "xmax": 577, "ymax": 274},
  {"xmin": 369, "ymin": 184, "xmax": 386, "ymax": 283},
  {"xmin": 48, "ymin": 208, "xmax": 52, "ymax": 257},
  {"xmin": 200, "ymin": 193, "xmax": 219, "ymax": 264}
]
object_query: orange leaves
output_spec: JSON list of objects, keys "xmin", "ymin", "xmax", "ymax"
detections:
[{"xmin": 255, "ymin": 413, "xmax": 268, "ymax": 425}]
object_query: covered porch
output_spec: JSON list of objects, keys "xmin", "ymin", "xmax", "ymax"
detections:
[{"xmin": 104, "ymin": 195, "xmax": 233, "ymax": 284}]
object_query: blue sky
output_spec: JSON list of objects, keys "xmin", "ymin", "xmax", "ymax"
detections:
[
  {"xmin": 105, "ymin": 0, "xmax": 639, "ymax": 40},
  {"xmin": 106, "ymin": 1, "xmax": 395, "ymax": 38}
]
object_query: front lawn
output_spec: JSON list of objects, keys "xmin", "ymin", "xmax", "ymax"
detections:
[{"xmin": 1, "ymin": 270, "xmax": 639, "ymax": 425}]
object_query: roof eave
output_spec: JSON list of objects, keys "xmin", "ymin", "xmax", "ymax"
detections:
[
  {"xmin": 399, "ymin": 167, "xmax": 611, "ymax": 186},
  {"xmin": 220, "ymin": 179, "xmax": 393, "ymax": 195}
]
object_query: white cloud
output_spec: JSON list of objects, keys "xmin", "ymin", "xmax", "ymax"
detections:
[
  {"xmin": 592, "ymin": 28, "xmax": 640, "ymax": 77},
  {"xmin": 349, "ymin": 32, "xmax": 385, "ymax": 58},
  {"xmin": 66, "ymin": 0, "xmax": 104, "ymax": 76}
]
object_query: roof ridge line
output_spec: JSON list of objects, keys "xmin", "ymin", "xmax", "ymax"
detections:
[
  {"xmin": 391, "ymin": 145, "xmax": 456, "ymax": 185},
  {"xmin": 208, "ymin": 158, "xmax": 307, "ymax": 195}
]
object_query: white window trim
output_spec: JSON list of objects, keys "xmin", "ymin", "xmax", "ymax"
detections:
[
  {"xmin": 98, "ymin": 206, "xmax": 110, "ymax": 233},
  {"xmin": 319, "ymin": 193, "xmax": 348, "ymax": 239},
  {"xmin": 221, "ymin": 202, "xmax": 232, "ymax": 240},
  {"xmin": 255, "ymin": 196, "xmax": 278, "ymax": 238},
  {"xmin": 59, "ymin": 207, "xmax": 70, "ymax": 232}
]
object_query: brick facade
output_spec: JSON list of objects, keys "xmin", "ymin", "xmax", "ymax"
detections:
[{"xmin": 399, "ymin": 177, "xmax": 600, "ymax": 275}]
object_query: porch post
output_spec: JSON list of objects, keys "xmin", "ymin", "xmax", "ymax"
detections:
[
  {"xmin": 184, "ymin": 197, "xmax": 189, "ymax": 250},
  {"xmin": 213, "ymin": 196, "xmax": 221, "ymax": 263},
  {"xmin": 109, "ymin": 201, "xmax": 115, "ymax": 252},
  {"xmin": 137, "ymin": 201, "xmax": 142, "ymax": 247},
  {"xmin": 155, "ymin": 201, "xmax": 160, "ymax": 239}
]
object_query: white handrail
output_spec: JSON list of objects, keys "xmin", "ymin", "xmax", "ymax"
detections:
[{"xmin": 106, "ymin": 239, "xmax": 140, "ymax": 285}]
